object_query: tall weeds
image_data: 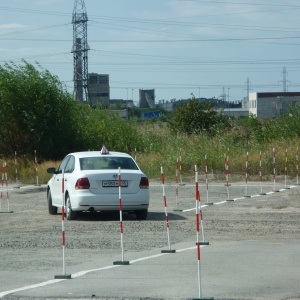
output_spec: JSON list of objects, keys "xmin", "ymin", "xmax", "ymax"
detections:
[{"xmin": 1, "ymin": 119, "xmax": 300, "ymax": 185}]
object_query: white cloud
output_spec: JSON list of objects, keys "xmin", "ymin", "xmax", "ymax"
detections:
[{"xmin": 0, "ymin": 23, "xmax": 26, "ymax": 30}]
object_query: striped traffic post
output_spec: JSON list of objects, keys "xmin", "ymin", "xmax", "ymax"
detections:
[
  {"xmin": 273, "ymin": 148, "xmax": 279, "ymax": 192},
  {"xmin": 259, "ymin": 151, "xmax": 266, "ymax": 195},
  {"xmin": 174, "ymin": 158, "xmax": 183, "ymax": 211},
  {"xmin": 179, "ymin": 148, "xmax": 185, "ymax": 185},
  {"xmin": 194, "ymin": 165, "xmax": 212, "ymax": 300},
  {"xmin": 0, "ymin": 162, "xmax": 13, "ymax": 213},
  {"xmin": 244, "ymin": 151, "xmax": 251, "ymax": 197},
  {"xmin": 34, "ymin": 150, "xmax": 40, "ymax": 186},
  {"xmin": 296, "ymin": 147, "xmax": 300, "ymax": 185},
  {"xmin": 14, "ymin": 151, "xmax": 20, "ymax": 188},
  {"xmin": 114, "ymin": 167, "xmax": 130, "ymax": 265},
  {"xmin": 284, "ymin": 148, "xmax": 290, "ymax": 189},
  {"xmin": 54, "ymin": 170, "xmax": 71, "ymax": 279},
  {"xmin": 161, "ymin": 166, "xmax": 176, "ymax": 253},
  {"xmin": 205, "ymin": 155, "xmax": 213, "ymax": 205},
  {"xmin": 195, "ymin": 165, "xmax": 209, "ymax": 246},
  {"xmin": 225, "ymin": 149, "xmax": 233, "ymax": 201}
]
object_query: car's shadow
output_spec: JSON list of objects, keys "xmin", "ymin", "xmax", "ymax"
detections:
[{"xmin": 73, "ymin": 211, "xmax": 187, "ymax": 221}]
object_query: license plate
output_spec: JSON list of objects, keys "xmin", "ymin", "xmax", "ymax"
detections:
[{"xmin": 102, "ymin": 180, "xmax": 128, "ymax": 187}]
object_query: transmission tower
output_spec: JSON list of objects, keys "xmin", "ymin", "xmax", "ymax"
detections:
[
  {"xmin": 282, "ymin": 66, "xmax": 288, "ymax": 92},
  {"xmin": 72, "ymin": 0, "xmax": 90, "ymax": 103}
]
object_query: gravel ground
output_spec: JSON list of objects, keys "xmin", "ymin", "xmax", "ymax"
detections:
[{"xmin": 0, "ymin": 177, "xmax": 300, "ymax": 299}]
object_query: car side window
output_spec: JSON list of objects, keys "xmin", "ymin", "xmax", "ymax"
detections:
[
  {"xmin": 65, "ymin": 156, "xmax": 75, "ymax": 173},
  {"xmin": 57, "ymin": 156, "xmax": 71, "ymax": 174}
]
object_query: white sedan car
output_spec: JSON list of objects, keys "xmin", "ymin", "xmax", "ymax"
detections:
[{"xmin": 47, "ymin": 146, "xmax": 149, "ymax": 220}]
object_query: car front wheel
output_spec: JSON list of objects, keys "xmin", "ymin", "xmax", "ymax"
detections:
[
  {"xmin": 66, "ymin": 194, "xmax": 77, "ymax": 220},
  {"xmin": 47, "ymin": 191, "xmax": 57, "ymax": 215}
]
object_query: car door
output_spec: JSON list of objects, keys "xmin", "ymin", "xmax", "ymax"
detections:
[
  {"xmin": 64, "ymin": 155, "xmax": 75, "ymax": 198},
  {"xmin": 51, "ymin": 155, "xmax": 71, "ymax": 205}
]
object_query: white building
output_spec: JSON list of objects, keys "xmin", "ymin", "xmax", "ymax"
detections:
[{"xmin": 249, "ymin": 92, "xmax": 300, "ymax": 118}]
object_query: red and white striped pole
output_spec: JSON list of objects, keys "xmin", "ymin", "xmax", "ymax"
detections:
[
  {"xmin": 161, "ymin": 166, "xmax": 175, "ymax": 253},
  {"xmin": 193, "ymin": 165, "xmax": 212, "ymax": 299},
  {"xmin": 0, "ymin": 162, "xmax": 11, "ymax": 213},
  {"xmin": 204, "ymin": 155, "xmax": 213, "ymax": 205},
  {"xmin": 296, "ymin": 147, "xmax": 299, "ymax": 185},
  {"xmin": 259, "ymin": 151, "xmax": 266, "ymax": 195},
  {"xmin": 244, "ymin": 151, "xmax": 251, "ymax": 197},
  {"xmin": 179, "ymin": 148, "xmax": 183, "ymax": 185},
  {"xmin": 225, "ymin": 149, "xmax": 233, "ymax": 201},
  {"xmin": 173, "ymin": 158, "xmax": 181, "ymax": 211},
  {"xmin": 114, "ymin": 167, "xmax": 130, "ymax": 264},
  {"xmin": 284, "ymin": 148, "xmax": 290, "ymax": 189},
  {"xmin": 273, "ymin": 148, "xmax": 277, "ymax": 192},
  {"xmin": 196, "ymin": 165, "xmax": 209, "ymax": 245},
  {"xmin": 54, "ymin": 170, "xmax": 71, "ymax": 279},
  {"xmin": 61, "ymin": 171, "xmax": 66, "ymax": 274},
  {"xmin": 14, "ymin": 151, "xmax": 20, "ymax": 188},
  {"xmin": 195, "ymin": 164, "xmax": 202, "ymax": 297},
  {"xmin": 205, "ymin": 155, "xmax": 208, "ymax": 202},
  {"xmin": 195, "ymin": 165, "xmax": 199, "ymax": 242},
  {"xmin": 34, "ymin": 150, "xmax": 40, "ymax": 186}
]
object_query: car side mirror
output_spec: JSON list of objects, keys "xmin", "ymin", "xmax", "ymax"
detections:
[{"xmin": 47, "ymin": 167, "xmax": 57, "ymax": 174}]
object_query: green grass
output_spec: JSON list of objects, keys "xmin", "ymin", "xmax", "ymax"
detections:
[{"xmin": 2, "ymin": 122, "xmax": 300, "ymax": 185}]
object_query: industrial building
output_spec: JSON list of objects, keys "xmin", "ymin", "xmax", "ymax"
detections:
[
  {"xmin": 249, "ymin": 92, "xmax": 300, "ymax": 118},
  {"xmin": 139, "ymin": 89, "xmax": 155, "ymax": 108},
  {"xmin": 88, "ymin": 73, "xmax": 110, "ymax": 107}
]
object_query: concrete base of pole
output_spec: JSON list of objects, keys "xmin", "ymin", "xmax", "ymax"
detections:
[
  {"xmin": 259, "ymin": 192, "xmax": 267, "ymax": 195},
  {"xmin": 196, "ymin": 242, "xmax": 210, "ymax": 246},
  {"xmin": 54, "ymin": 274, "xmax": 71, "ymax": 279},
  {"xmin": 113, "ymin": 260, "xmax": 130, "ymax": 265},
  {"xmin": 173, "ymin": 208, "xmax": 183, "ymax": 212},
  {"xmin": 206, "ymin": 202, "xmax": 214, "ymax": 205},
  {"xmin": 244, "ymin": 195, "xmax": 251, "ymax": 198},
  {"xmin": 0, "ymin": 211, "xmax": 13, "ymax": 213},
  {"xmin": 200, "ymin": 241, "xmax": 209, "ymax": 245},
  {"xmin": 192, "ymin": 297, "xmax": 214, "ymax": 300},
  {"xmin": 226, "ymin": 199, "xmax": 234, "ymax": 201},
  {"xmin": 161, "ymin": 249, "xmax": 176, "ymax": 253}
]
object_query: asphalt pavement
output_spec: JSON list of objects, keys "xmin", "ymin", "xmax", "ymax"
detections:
[{"xmin": 1, "ymin": 239, "xmax": 300, "ymax": 299}]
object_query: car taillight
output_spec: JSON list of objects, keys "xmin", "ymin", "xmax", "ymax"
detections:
[
  {"xmin": 75, "ymin": 177, "xmax": 90, "ymax": 189},
  {"xmin": 139, "ymin": 177, "xmax": 149, "ymax": 189}
]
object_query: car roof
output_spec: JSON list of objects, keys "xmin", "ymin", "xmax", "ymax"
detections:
[{"xmin": 67, "ymin": 151, "xmax": 132, "ymax": 159}]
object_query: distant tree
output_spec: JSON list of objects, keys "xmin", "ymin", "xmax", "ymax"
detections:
[
  {"xmin": 168, "ymin": 96, "xmax": 230, "ymax": 136},
  {"xmin": 0, "ymin": 60, "xmax": 78, "ymax": 159},
  {"xmin": 0, "ymin": 60, "xmax": 142, "ymax": 159}
]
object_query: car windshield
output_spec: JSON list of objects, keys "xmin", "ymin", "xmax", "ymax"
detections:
[{"xmin": 80, "ymin": 157, "xmax": 139, "ymax": 171}]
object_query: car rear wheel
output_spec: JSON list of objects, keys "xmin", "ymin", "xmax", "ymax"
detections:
[
  {"xmin": 66, "ymin": 194, "xmax": 77, "ymax": 220},
  {"xmin": 136, "ymin": 209, "xmax": 148, "ymax": 220},
  {"xmin": 47, "ymin": 191, "xmax": 57, "ymax": 215}
]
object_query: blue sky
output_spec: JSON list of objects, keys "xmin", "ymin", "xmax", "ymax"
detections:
[{"xmin": 1, "ymin": 0, "xmax": 300, "ymax": 105}]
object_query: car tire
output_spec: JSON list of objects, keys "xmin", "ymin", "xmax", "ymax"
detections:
[
  {"xmin": 136, "ymin": 209, "xmax": 148, "ymax": 220},
  {"xmin": 66, "ymin": 194, "xmax": 77, "ymax": 220},
  {"xmin": 47, "ymin": 190, "xmax": 57, "ymax": 215}
]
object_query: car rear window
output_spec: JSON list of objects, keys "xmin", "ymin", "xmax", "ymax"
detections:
[{"xmin": 80, "ymin": 157, "xmax": 139, "ymax": 171}]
